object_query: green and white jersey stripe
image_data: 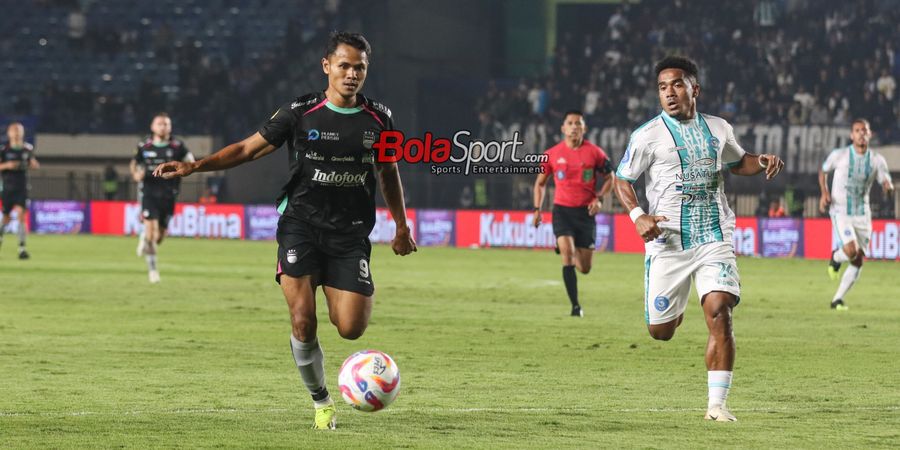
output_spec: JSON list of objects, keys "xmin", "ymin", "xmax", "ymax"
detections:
[
  {"xmin": 616, "ymin": 112, "xmax": 745, "ymax": 254},
  {"xmin": 821, "ymin": 146, "xmax": 891, "ymax": 217}
]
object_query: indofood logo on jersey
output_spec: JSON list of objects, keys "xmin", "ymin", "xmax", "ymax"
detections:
[
  {"xmin": 373, "ymin": 130, "xmax": 547, "ymax": 176},
  {"xmin": 311, "ymin": 169, "xmax": 367, "ymax": 186}
]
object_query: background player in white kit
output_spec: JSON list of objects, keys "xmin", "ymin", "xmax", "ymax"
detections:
[
  {"xmin": 819, "ymin": 119, "xmax": 894, "ymax": 310},
  {"xmin": 615, "ymin": 56, "xmax": 783, "ymax": 422}
]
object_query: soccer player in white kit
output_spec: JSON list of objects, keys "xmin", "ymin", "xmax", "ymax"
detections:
[
  {"xmin": 614, "ymin": 56, "xmax": 784, "ymax": 422},
  {"xmin": 819, "ymin": 119, "xmax": 894, "ymax": 310}
]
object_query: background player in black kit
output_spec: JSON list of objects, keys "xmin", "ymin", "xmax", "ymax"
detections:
[
  {"xmin": 153, "ymin": 32, "xmax": 416, "ymax": 430},
  {"xmin": 130, "ymin": 113, "xmax": 195, "ymax": 283},
  {"xmin": 0, "ymin": 122, "xmax": 39, "ymax": 259}
]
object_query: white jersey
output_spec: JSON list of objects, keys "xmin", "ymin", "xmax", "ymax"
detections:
[
  {"xmin": 616, "ymin": 112, "xmax": 746, "ymax": 255},
  {"xmin": 821, "ymin": 145, "xmax": 891, "ymax": 217}
]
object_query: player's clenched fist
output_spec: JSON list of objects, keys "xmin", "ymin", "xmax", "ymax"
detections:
[
  {"xmin": 634, "ymin": 214, "xmax": 667, "ymax": 243},
  {"xmin": 392, "ymin": 225, "xmax": 417, "ymax": 256}
]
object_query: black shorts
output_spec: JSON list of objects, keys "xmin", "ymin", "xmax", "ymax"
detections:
[
  {"xmin": 142, "ymin": 193, "xmax": 176, "ymax": 227},
  {"xmin": 552, "ymin": 204, "xmax": 596, "ymax": 249},
  {"xmin": 275, "ymin": 216, "xmax": 374, "ymax": 296},
  {"xmin": 1, "ymin": 188, "xmax": 27, "ymax": 215}
]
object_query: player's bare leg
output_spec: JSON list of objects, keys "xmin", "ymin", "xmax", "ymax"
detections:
[
  {"xmin": 11, "ymin": 205, "xmax": 29, "ymax": 259},
  {"xmin": 702, "ymin": 291, "xmax": 737, "ymax": 421},
  {"xmin": 832, "ymin": 244, "xmax": 863, "ymax": 310},
  {"xmin": 558, "ymin": 236, "xmax": 583, "ymax": 316},
  {"xmin": 282, "ymin": 274, "xmax": 335, "ymax": 429},
  {"xmin": 322, "ymin": 286, "xmax": 372, "ymax": 340},
  {"xmin": 0, "ymin": 212, "xmax": 10, "ymax": 253},
  {"xmin": 647, "ymin": 314, "xmax": 683, "ymax": 341},
  {"xmin": 143, "ymin": 219, "xmax": 161, "ymax": 283}
]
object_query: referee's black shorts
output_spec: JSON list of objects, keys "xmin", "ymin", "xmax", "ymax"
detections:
[{"xmin": 551, "ymin": 204, "xmax": 596, "ymax": 249}]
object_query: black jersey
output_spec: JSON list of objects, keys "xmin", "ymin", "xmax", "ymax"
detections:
[
  {"xmin": 133, "ymin": 137, "xmax": 193, "ymax": 197},
  {"xmin": 0, "ymin": 142, "xmax": 35, "ymax": 190},
  {"xmin": 259, "ymin": 92, "xmax": 394, "ymax": 236}
]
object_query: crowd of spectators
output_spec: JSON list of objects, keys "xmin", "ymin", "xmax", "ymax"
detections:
[
  {"xmin": 2, "ymin": 0, "xmax": 351, "ymax": 140},
  {"xmin": 475, "ymin": 0, "xmax": 900, "ymax": 142}
]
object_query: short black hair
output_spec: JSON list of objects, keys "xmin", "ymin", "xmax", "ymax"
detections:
[
  {"xmin": 654, "ymin": 56, "xmax": 699, "ymax": 83},
  {"xmin": 851, "ymin": 118, "xmax": 870, "ymax": 128},
  {"xmin": 325, "ymin": 31, "xmax": 372, "ymax": 59},
  {"xmin": 563, "ymin": 110, "xmax": 584, "ymax": 120}
]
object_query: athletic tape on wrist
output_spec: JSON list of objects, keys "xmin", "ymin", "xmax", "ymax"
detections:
[{"xmin": 629, "ymin": 207, "xmax": 646, "ymax": 223}]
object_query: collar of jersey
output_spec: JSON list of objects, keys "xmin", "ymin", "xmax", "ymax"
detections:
[
  {"xmin": 325, "ymin": 101, "xmax": 363, "ymax": 114},
  {"xmin": 152, "ymin": 141, "xmax": 169, "ymax": 148},
  {"xmin": 661, "ymin": 111, "xmax": 697, "ymax": 126}
]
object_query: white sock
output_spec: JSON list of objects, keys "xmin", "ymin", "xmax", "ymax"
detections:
[
  {"xmin": 17, "ymin": 221, "xmax": 26, "ymax": 248},
  {"xmin": 833, "ymin": 248, "xmax": 850, "ymax": 263},
  {"xmin": 144, "ymin": 240, "xmax": 157, "ymax": 270},
  {"xmin": 290, "ymin": 335, "xmax": 330, "ymax": 407},
  {"xmin": 834, "ymin": 265, "xmax": 861, "ymax": 301},
  {"xmin": 145, "ymin": 254, "xmax": 157, "ymax": 271},
  {"xmin": 708, "ymin": 370, "xmax": 733, "ymax": 410}
]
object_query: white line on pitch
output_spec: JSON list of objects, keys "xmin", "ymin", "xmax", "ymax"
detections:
[{"xmin": 2, "ymin": 405, "xmax": 899, "ymax": 418}]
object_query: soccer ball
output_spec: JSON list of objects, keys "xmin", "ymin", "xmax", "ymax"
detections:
[{"xmin": 337, "ymin": 350, "xmax": 400, "ymax": 412}]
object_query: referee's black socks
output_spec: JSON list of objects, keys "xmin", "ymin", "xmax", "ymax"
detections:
[{"xmin": 562, "ymin": 265, "xmax": 578, "ymax": 307}]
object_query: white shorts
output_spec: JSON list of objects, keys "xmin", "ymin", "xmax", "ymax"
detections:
[
  {"xmin": 643, "ymin": 241, "xmax": 741, "ymax": 325},
  {"xmin": 831, "ymin": 213, "xmax": 872, "ymax": 250}
]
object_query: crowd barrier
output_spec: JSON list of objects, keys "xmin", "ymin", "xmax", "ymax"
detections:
[{"xmin": 2, "ymin": 200, "xmax": 897, "ymax": 260}]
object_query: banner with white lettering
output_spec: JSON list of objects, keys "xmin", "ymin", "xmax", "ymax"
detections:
[{"xmin": 493, "ymin": 123, "xmax": 852, "ymax": 175}]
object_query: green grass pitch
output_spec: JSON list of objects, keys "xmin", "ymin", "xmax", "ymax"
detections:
[{"xmin": 1, "ymin": 235, "xmax": 899, "ymax": 448}]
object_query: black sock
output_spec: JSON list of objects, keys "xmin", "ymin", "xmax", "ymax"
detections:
[
  {"xmin": 311, "ymin": 386, "xmax": 330, "ymax": 402},
  {"xmin": 562, "ymin": 265, "xmax": 578, "ymax": 307}
]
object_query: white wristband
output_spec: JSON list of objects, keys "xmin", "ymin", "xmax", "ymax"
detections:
[
  {"xmin": 758, "ymin": 154, "xmax": 768, "ymax": 168},
  {"xmin": 629, "ymin": 207, "xmax": 646, "ymax": 223}
]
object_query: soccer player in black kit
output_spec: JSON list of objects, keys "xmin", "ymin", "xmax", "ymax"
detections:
[
  {"xmin": 0, "ymin": 122, "xmax": 39, "ymax": 259},
  {"xmin": 130, "ymin": 113, "xmax": 195, "ymax": 283},
  {"xmin": 154, "ymin": 32, "xmax": 416, "ymax": 430}
]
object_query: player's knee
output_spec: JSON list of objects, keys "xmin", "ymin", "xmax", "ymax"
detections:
[
  {"xmin": 852, "ymin": 255, "xmax": 864, "ymax": 267},
  {"xmin": 649, "ymin": 330, "xmax": 674, "ymax": 341},
  {"xmin": 337, "ymin": 323, "xmax": 366, "ymax": 340},
  {"xmin": 707, "ymin": 305, "xmax": 733, "ymax": 335},
  {"xmin": 648, "ymin": 326, "xmax": 675, "ymax": 341},
  {"xmin": 290, "ymin": 314, "xmax": 316, "ymax": 341},
  {"xmin": 577, "ymin": 263, "xmax": 591, "ymax": 274}
]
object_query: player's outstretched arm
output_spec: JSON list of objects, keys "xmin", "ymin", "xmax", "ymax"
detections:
[
  {"xmin": 729, "ymin": 153, "xmax": 784, "ymax": 179},
  {"xmin": 376, "ymin": 161, "xmax": 416, "ymax": 256},
  {"xmin": 153, "ymin": 132, "xmax": 277, "ymax": 179},
  {"xmin": 532, "ymin": 172, "xmax": 550, "ymax": 227},
  {"xmin": 613, "ymin": 177, "xmax": 667, "ymax": 243},
  {"xmin": 818, "ymin": 170, "xmax": 831, "ymax": 213}
]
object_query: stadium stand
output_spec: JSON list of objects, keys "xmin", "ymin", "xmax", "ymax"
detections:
[{"xmin": 474, "ymin": 0, "xmax": 899, "ymax": 142}]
